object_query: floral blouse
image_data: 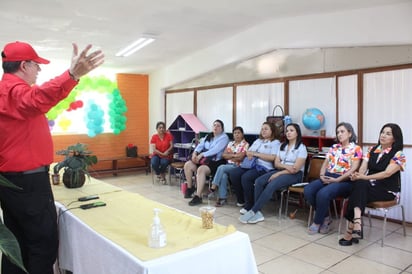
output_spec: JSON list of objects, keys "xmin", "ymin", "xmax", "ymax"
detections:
[
  {"xmin": 226, "ymin": 139, "xmax": 249, "ymax": 165},
  {"xmin": 325, "ymin": 142, "xmax": 363, "ymax": 175},
  {"xmin": 364, "ymin": 145, "xmax": 406, "ymax": 171}
]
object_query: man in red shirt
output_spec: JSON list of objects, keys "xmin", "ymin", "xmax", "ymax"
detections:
[{"xmin": 0, "ymin": 41, "xmax": 104, "ymax": 274}]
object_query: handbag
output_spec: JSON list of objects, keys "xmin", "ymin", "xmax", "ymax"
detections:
[
  {"xmin": 126, "ymin": 145, "xmax": 138, "ymax": 157},
  {"xmin": 266, "ymin": 105, "xmax": 285, "ymax": 140},
  {"xmin": 240, "ymin": 157, "xmax": 257, "ymax": 169},
  {"xmin": 199, "ymin": 156, "xmax": 213, "ymax": 165}
]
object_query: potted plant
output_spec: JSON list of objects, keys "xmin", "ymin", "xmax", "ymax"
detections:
[
  {"xmin": 53, "ymin": 143, "xmax": 98, "ymax": 188},
  {"xmin": 0, "ymin": 175, "xmax": 27, "ymax": 272}
]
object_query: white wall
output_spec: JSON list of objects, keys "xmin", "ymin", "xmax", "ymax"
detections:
[{"xmin": 149, "ymin": 2, "xmax": 412, "ymax": 134}]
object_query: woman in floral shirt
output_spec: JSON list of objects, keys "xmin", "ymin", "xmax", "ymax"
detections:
[
  {"xmin": 339, "ymin": 123, "xmax": 406, "ymax": 246},
  {"xmin": 208, "ymin": 126, "xmax": 249, "ymax": 206},
  {"xmin": 304, "ymin": 122, "xmax": 362, "ymax": 235}
]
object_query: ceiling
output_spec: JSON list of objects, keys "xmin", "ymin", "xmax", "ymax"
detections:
[{"xmin": 1, "ymin": 0, "xmax": 410, "ymax": 74}]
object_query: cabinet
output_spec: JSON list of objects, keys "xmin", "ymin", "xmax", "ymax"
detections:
[
  {"xmin": 168, "ymin": 114, "xmax": 207, "ymax": 161},
  {"xmin": 302, "ymin": 136, "xmax": 335, "ymax": 155}
]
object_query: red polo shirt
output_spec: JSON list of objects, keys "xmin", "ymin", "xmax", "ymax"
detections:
[{"xmin": 0, "ymin": 71, "xmax": 78, "ymax": 172}]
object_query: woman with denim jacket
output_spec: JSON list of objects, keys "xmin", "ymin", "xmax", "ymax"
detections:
[{"xmin": 184, "ymin": 119, "xmax": 229, "ymax": 206}]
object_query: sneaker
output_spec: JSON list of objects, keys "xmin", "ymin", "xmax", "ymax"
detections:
[
  {"xmin": 319, "ymin": 218, "xmax": 332, "ymax": 234},
  {"xmin": 239, "ymin": 210, "xmax": 255, "ymax": 224},
  {"xmin": 236, "ymin": 202, "xmax": 245, "ymax": 207},
  {"xmin": 239, "ymin": 208, "xmax": 248, "ymax": 215},
  {"xmin": 247, "ymin": 211, "xmax": 265, "ymax": 224},
  {"xmin": 184, "ymin": 187, "xmax": 195, "ymax": 199},
  {"xmin": 188, "ymin": 195, "xmax": 202, "ymax": 206},
  {"xmin": 215, "ymin": 198, "xmax": 227, "ymax": 207},
  {"xmin": 307, "ymin": 223, "xmax": 320, "ymax": 235}
]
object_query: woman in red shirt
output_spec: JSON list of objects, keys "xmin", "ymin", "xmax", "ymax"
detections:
[{"xmin": 150, "ymin": 122, "xmax": 174, "ymax": 183}]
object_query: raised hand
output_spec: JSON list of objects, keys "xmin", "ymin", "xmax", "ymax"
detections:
[{"xmin": 69, "ymin": 43, "xmax": 105, "ymax": 80}]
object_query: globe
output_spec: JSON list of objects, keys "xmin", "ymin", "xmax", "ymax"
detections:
[{"xmin": 302, "ymin": 108, "xmax": 325, "ymax": 130}]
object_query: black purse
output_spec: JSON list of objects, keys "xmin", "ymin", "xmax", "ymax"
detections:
[{"xmin": 126, "ymin": 145, "xmax": 138, "ymax": 157}]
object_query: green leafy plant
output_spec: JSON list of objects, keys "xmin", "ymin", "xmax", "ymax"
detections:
[
  {"xmin": 53, "ymin": 143, "xmax": 98, "ymax": 188},
  {"xmin": 0, "ymin": 174, "xmax": 28, "ymax": 272}
]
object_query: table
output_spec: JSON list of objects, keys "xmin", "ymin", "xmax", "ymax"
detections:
[
  {"xmin": 53, "ymin": 179, "xmax": 258, "ymax": 274},
  {"xmin": 97, "ymin": 155, "xmax": 150, "ymax": 176}
]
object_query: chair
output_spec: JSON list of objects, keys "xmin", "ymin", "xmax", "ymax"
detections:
[
  {"xmin": 168, "ymin": 161, "xmax": 185, "ymax": 187},
  {"xmin": 282, "ymin": 156, "xmax": 325, "ymax": 221},
  {"xmin": 365, "ymin": 192, "xmax": 406, "ymax": 247}
]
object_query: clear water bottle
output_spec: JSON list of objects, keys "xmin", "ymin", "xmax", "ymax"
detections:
[{"xmin": 148, "ymin": 208, "xmax": 167, "ymax": 248}]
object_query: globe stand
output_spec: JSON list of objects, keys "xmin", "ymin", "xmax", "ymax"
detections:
[{"xmin": 308, "ymin": 130, "xmax": 319, "ymax": 136}]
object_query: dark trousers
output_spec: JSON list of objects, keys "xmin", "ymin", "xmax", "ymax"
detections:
[
  {"xmin": 0, "ymin": 171, "xmax": 58, "ymax": 274},
  {"xmin": 228, "ymin": 167, "xmax": 267, "ymax": 210},
  {"xmin": 228, "ymin": 167, "xmax": 247, "ymax": 204},
  {"xmin": 345, "ymin": 179, "xmax": 397, "ymax": 221}
]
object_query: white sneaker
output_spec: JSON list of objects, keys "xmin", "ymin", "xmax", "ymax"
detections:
[
  {"xmin": 239, "ymin": 208, "xmax": 248, "ymax": 215},
  {"xmin": 247, "ymin": 211, "xmax": 264, "ymax": 224},
  {"xmin": 236, "ymin": 202, "xmax": 245, "ymax": 207}
]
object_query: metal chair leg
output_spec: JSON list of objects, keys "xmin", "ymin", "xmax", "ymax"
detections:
[{"xmin": 401, "ymin": 205, "xmax": 406, "ymax": 236}]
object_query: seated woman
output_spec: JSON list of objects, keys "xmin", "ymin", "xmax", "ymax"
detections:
[
  {"xmin": 183, "ymin": 119, "xmax": 229, "ymax": 206},
  {"xmin": 208, "ymin": 126, "xmax": 249, "ymax": 207},
  {"xmin": 339, "ymin": 123, "xmax": 406, "ymax": 246},
  {"xmin": 240, "ymin": 123, "xmax": 307, "ymax": 224},
  {"xmin": 304, "ymin": 122, "xmax": 362, "ymax": 235},
  {"xmin": 228, "ymin": 122, "xmax": 280, "ymax": 213},
  {"xmin": 150, "ymin": 121, "xmax": 174, "ymax": 184}
]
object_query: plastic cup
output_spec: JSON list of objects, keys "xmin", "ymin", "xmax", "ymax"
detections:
[
  {"xmin": 199, "ymin": 206, "xmax": 216, "ymax": 229},
  {"xmin": 51, "ymin": 174, "xmax": 60, "ymax": 185}
]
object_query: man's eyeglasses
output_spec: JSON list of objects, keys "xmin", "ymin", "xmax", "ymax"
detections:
[{"xmin": 25, "ymin": 61, "xmax": 40, "ymax": 69}]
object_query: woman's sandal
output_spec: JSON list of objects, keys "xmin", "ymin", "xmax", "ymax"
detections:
[
  {"xmin": 339, "ymin": 230, "xmax": 359, "ymax": 246},
  {"xmin": 215, "ymin": 198, "xmax": 227, "ymax": 207},
  {"xmin": 352, "ymin": 218, "xmax": 363, "ymax": 239}
]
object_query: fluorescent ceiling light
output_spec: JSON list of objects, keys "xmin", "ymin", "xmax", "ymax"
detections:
[{"xmin": 116, "ymin": 37, "xmax": 155, "ymax": 57}]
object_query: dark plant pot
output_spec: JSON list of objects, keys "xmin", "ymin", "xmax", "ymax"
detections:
[{"xmin": 62, "ymin": 169, "xmax": 86, "ymax": 188}]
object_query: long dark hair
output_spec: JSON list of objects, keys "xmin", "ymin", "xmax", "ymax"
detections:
[
  {"xmin": 377, "ymin": 123, "xmax": 403, "ymax": 152},
  {"xmin": 336, "ymin": 122, "xmax": 357, "ymax": 143},
  {"xmin": 280, "ymin": 123, "xmax": 302, "ymax": 150},
  {"xmin": 205, "ymin": 119, "xmax": 224, "ymax": 142}
]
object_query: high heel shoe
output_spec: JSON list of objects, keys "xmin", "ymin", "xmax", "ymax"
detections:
[
  {"xmin": 352, "ymin": 218, "xmax": 363, "ymax": 239},
  {"xmin": 339, "ymin": 231, "xmax": 359, "ymax": 246}
]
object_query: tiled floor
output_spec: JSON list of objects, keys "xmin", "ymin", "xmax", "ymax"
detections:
[{"xmin": 100, "ymin": 173, "xmax": 412, "ymax": 274}]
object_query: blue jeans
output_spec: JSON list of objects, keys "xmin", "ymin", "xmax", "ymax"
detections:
[
  {"xmin": 252, "ymin": 170, "xmax": 303, "ymax": 213},
  {"xmin": 211, "ymin": 163, "xmax": 237, "ymax": 199},
  {"xmin": 303, "ymin": 172, "xmax": 352, "ymax": 224},
  {"xmin": 150, "ymin": 155, "xmax": 170, "ymax": 175},
  {"xmin": 228, "ymin": 167, "xmax": 268, "ymax": 210}
]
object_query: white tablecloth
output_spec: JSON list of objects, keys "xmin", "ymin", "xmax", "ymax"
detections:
[{"xmin": 56, "ymin": 201, "xmax": 258, "ymax": 274}]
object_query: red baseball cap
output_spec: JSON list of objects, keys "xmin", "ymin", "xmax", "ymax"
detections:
[{"xmin": 2, "ymin": 41, "xmax": 50, "ymax": 64}]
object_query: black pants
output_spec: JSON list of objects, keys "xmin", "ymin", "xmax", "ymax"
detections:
[
  {"xmin": 345, "ymin": 180, "xmax": 397, "ymax": 221},
  {"xmin": 0, "ymin": 171, "xmax": 58, "ymax": 274}
]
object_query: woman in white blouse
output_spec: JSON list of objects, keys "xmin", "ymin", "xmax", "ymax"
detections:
[{"xmin": 239, "ymin": 123, "xmax": 307, "ymax": 224}]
